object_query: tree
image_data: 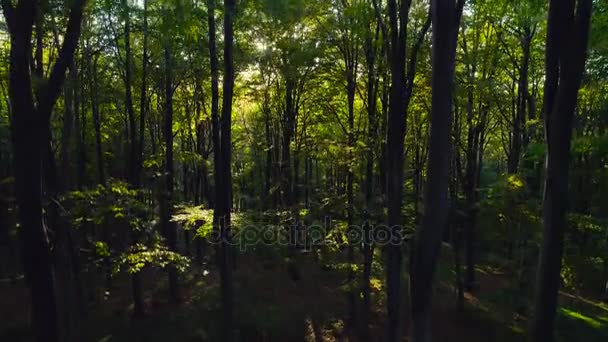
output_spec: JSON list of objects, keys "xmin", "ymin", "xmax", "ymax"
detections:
[
  {"xmin": 375, "ymin": 0, "xmax": 431, "ymax": 339},
  {"xmin": 161, "ymin": 3, "xmax": 179, "ymax": 303},
  {"xmin": 410, "ymin": 0, "xmax": 464, "ymax": 341},
  {"xmin": 532, "ymin": 0, "xmax": 593, "ymax": 340},
  {"xmin": 1, "ymin": 0, "xmax": 86, "ymax": 340}
]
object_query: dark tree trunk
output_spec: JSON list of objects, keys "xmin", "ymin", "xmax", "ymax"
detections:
[
  {"xmin": 282, "ymin": 79, "xmax": 296, "ymax": 209},
  {"xmin": 410, "ymin": 1, "xmax": 464, "ymax": 341},
  {"xmin": 219, "ymin": 0, "xmax": 236, "ymax": 339},
  {"xmin": 379, "ymin": 0, "xmax": 431, "ymax": 340},
  {"xmin": 532, "ymin": 0, "xmax": 592, "ymax": 340},
  {"xmin": 463, "ymin": 63, "xmax": 479, "ymax": 292},
  {"xmin": 162, "ymin": 12, "xmax": 179, "ymax": 302},
  {"xmin": 73, "ymin": 65, "xmax": 86, "ymax": 188},
  {"xmin": 121, "ymin": 0, "xmax": 145, "ymax": 314},
  {"xmin": 263, "ymin": 93, "xmax": 273, "ymax": 209},
  {"xmin": 384, "ymin": 1, "xmax": 409, "ymax": 340},
  {"xmin": 61, "ymin": 67, "xmax": 75, "ymax": 189},
  {"xmin": 208, "ymin": 0, "xmax": 221, "ymax": 232},
  {"xmin": 519, "ymin": 30, "xmax": 532, "ymax": 150},
  {"xmin": 360, "ymin": 25, "xmax": 379, "ymax": 340},
  {"xmin": 293, "ymin": 152, "xmax": 300, "ymax": 206},
  {"xmin": 138, "ymin": 0, "xmax": 149, "ymax": 189},
  {"xmin": 131, "ymin": 36, "xmax": 146, "ymax": 312},
  {"xmin": 3, "ymin": 0, "xmax": 86, "ymax": 340},
  {"xmin": 450, "ymin": 98, "xmax": 465, "ymax": 310},
  {"xmin": 346, "ymin": 64, "xmax": 357, "ymax": 331},
  {"xmin": 122, "ymin": 0, "xmax": 138, "ymax": 187},
  {"xmin": 90, "ymin": 56, "xmax": 105, "ymax": 185},
  {"xmin": 334, "ymin": 11, "xmax": 360, "ymax": 327}
]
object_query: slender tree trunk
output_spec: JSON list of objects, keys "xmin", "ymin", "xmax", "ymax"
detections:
[
  {"xmin": 162, "ymin": 11, "xmax": 179, "ymax": 302},
  {"xmin": 90, "ymin": 56, "xmax": 105, "ymax": 185},
  {"xmin": 73, "ymin": 66, "xmax": 86, "ymax": 188},
  {"xmin": 451, "ymin": 99, "xmax": 465, "ymax": 310},
  {"xmin": 61, "ymin": 67, "xmax": 74, "ymax": 189},
  {"xmin": 346, "ymin": 66, "xmax": 357, "ymax": 330},
  {"xmin": 532, "ymin": 1, "xmax": 592, "ymax": 340},
  {"xmin": 138, "ymin": 0, "xmax": 149, "ymax": 189},
  {"xmin": 208, "ymin": 0, "xmax": 222, "ymax": 248},
  {"xmin": 122, "ymin": 0, "xmax": 137, "ymax": 186},
  {"xmin": 360, "ymin": 29, "xmax": 379, "ymax": 340},
  {"xmin": 263, "ymin": 94, "xmax": 272, "ymax": 209},
  {"xmin": 410, "ymin": 1, "xmax": 464, "ymax": 341},
  {"xmin": 219, "ymin": 0, "xmax": 236, "ymax": 339},
  {"xmin": 282, "ymin": 79, "xmax": 295, "ymax": 210},
  {"xmin": 384, "ymin": 1, "xmax": 409, "ymax": 340},
  {"xmin": 131, "ymin": 25, "xmax": 146, "ymax": 313},
  {"xmin": 3, "ymin": 0, "xmax": 86, "ymax": 339}
]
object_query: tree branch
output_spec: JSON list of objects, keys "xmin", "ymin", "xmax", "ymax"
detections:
[
  {"xmin": 1, "ymin": 0, "xmax": 15, "ymax": 32},
  {"xmin": 40, "ymin": 0, "xmax": 87, "ymax": 124},
  {"xmin": 405, "ymin": 12, "xmax": 431, "ymax": 97}
]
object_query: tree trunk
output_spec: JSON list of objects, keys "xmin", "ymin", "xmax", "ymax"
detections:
[
  {"xmin": 138, "ymin": 0, "xmax": 149, "ymax": 189},
  {"xmin": 384, "ymin": 1, "xmax": 409, "ymax": 340},
  {"xmin": 3, "ymin": 0, "xmax": 85, "ymax": 339},
  {"xmin": 90, "ymin": 56, "xmax": 105, "ymax": 185},
  {"xmin": 122, "ymin": 0, "xmax": 137, "ymax": 186},
  {"xmin": 346, "ymin": 65, "xmax": 357, "ymax": 330},
  {"xmin": 220, "ymin": 0, "xmax": 236, "ymax": 339},
  {"xmin": 532, "ymin": 0, "xmax": 592, "ymax": 340},
  {"xmin": 208, "ymin": 0, "xmax": 222, "ymax": 249},
  {"xmin": 360, "ymin": 26, "xmax": 379, "ymax": 340},
  {"xmin": 162, "ymin": 11, "xmax": 179, "ymax": 302},
  {"xmin": 410, "ymin": 1, "xmax": 464, "ymax": 341},
  {"xmin": 282, "ymin": 79, "xmax": 295, "ymax": 210},
  {"xmin": 263, "ymin": 94, "xmax": 273, "ymax": 209}
]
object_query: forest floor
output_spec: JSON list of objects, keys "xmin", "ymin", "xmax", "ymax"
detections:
[{"xmin": 2, "ymin": 243, "xmax": 608, "ymax": 341}]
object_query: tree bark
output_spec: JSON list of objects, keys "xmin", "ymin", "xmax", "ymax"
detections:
[
  {"xmin": 162, "ymin": 9, "xmax": 179, "ymax": 303},
  {"xmin": 122, "ymin": 0, "xmax": 137, "ymax": 186},
  {"xmin": 410, "ymin": 1, "xmax": 464, "ymax": 341},
  {"xmin": 384, "ymin": 1, "xmax": 410, "ymax": 340},
  {"xmin": 532, "ymin": 1, "xmax": 592, "ymax": 340},
  {"xmin": 360, "ymin": 23, "xmax": 379, "ymax": 340},
  {"xmin": 2, "ymin": 0, "xmax": 86, "ymax": 340},
  {"xmin": 138, "ymin": 0, "xmax": 149, "ymax": 189},
  {"xmin": 90, "ymin": 56, "xmax": 105, "ymax": 185},
  {"xmin": 220, "ymin": 0, "xmax": 236, "ymax": 340}
]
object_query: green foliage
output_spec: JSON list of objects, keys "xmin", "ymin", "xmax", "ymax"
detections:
[
  {"xmin": 114, "ymin": 243, "xmax": 190, "ymax": 275},
  {"xmin": 172, "ymin": 205, "xmax": 214, "ymax": 238},
  {"xmin": 94, "ymin": 241, "xmax": 111, "ymax": 258},
  {"xmin": 61, "ymin": 179, "xmax": 191, "ymax": 276},
  {"xmin": 478, "ymin": 174, "xmax": 541, "ymax": 258},
  {"xmin": 562, "ymin": 214, "xmax": 608, "ymax": 292},
  {"xmin": 62, "ymin": 180, "xmax": 151, "ymax": 230}
]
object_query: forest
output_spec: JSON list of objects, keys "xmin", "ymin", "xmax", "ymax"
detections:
[{"xmin": 0, "ymin": 0, "xmax": 607, "ymax": 341}]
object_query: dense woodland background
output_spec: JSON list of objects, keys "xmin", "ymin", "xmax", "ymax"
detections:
[{"xmin": 0, "ymin": 0, "xmax": 607, "ymax": 341}]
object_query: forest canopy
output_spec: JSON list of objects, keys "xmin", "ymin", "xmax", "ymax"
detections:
[{"xmin": 0, "ymin": 0, "xmax": 607, "ymax": 341}]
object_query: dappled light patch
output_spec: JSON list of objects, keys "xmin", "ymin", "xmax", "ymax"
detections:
[{"xmin": 561, "ymin": 308, "xmax": 605, "ymax": 329}]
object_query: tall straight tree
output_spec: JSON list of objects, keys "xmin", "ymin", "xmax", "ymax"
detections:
[
  {"xmin": 130, "ymin": 0, "xmax": 149, "ymax": 318},
  {"xmin": 161, "ymin": 5, "xmax": 179, "ymax": 303},
  {"xmin": 361, "ymin": 3, "xmax": 381, "ymax": 337},
  {"xmin": 220, "ymin": 0, "xmax": 236, "ymax": 339},
  {"xmin": 208, "ymin": 0, "xmax": 236, "ymax": 338},
  {"xmin": 121, "ymin": 0, "xmax": 138, "ymax": 186},
  {"xmin": 1, "ymin": 0, "xmax": 86, "ymax": 340},
  {"xmin": 329, "ymin": 0, "xmax": 360, "ymax": 328},
  {"xmin": 137, "ymin": 0, "xmax": 149, "ymax": 188},
  {"xmin": 375, "ymin": 0, "xmax": 431, "ymax": 339},
  {"xmin": 532, "ymin": 0, "xmax": 592, "ymax": 340},
  {"xmin": 208, "ymin": 0, "xmax": 221, "ymax": 234},
  {"xmin": 410, "ymin": 0, "xmax": 464, "ymax": 341}
]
